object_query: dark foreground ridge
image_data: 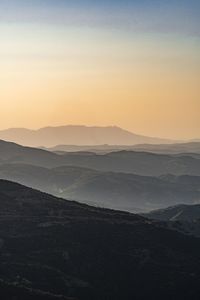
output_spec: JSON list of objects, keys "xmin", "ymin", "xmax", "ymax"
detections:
[{"xmin": 1, "ymin": 180, "xmax": 200, "ymax": 299}]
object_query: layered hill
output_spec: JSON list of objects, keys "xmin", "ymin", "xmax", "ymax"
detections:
[
  {"xmin": 46, "ymin": 141, "xmax": 200, "ymax": 156},
  {"xmin": 1, "ymin": 140, "xmax": 200, "ymax": 176},
  {"xmin": 0, "ymin": 125, "xmax": 172, "ymax": 147},
  {"xmin": 0, "ymin": 164, "xmax": 200, "ymax": 212},
  {"xmin": 130, "ymin": 141, "xmax": 200, "ymax": 155},
  {"xmin": 144, "ymin": 204, "xmax": 200, "ymax": 222},
  {"xmin": 143, "ymin": 204, "xmax": 200, "ymax": 238},
  {"xmin": 1, "ymin": 180, "xmax": 200, "ymax": 299}
]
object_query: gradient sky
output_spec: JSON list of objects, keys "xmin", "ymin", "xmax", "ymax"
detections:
[{"xmin": 0, "ymin": 0, "xmax": 199, "ymax": 139}]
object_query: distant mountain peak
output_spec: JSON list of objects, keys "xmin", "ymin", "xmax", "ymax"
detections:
[{"xmin": 0, "ymin": 125, "xmax": 173, "ymax": 147}]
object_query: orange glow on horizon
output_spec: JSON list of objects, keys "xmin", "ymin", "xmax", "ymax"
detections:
[{"xmin": 0, "ymin": 25, "xmax": 199, "ymax": 139}]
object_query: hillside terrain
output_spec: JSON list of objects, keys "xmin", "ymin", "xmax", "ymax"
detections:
[
  {"xmin": 1, "ymin": 140, "xmax": 200, "ymax": 176},
  {"xmin": 1, "ymin": 180, "xmax": 200, "ymax": 299},
  {"xmin": 0, "ymin": 164, "xmax": 200, "ymax": 212},
  {"xmin": 130, "ymin": 142, "xmax": 200, "ymax": 155},
  {"xmin": 46, "ymin": 141, "xmax": 200, "ymax": 156},
  {"xmin": 144, "ymin": 204, "xmax": 200, "ymax": 222},
  {"xmin": 144, "ymin": 204, "xmax": 200, "ymax": 238}
]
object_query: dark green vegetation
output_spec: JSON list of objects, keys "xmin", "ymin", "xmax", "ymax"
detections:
[
  {"xmin": 1, "ymin": 140, "xmax": 200, "ymax": 176},
  {"xmin": 1, "ymin": 180, "xmax": 200, "ymax": 299},
  {"xmin": 0, "ymin": 164, "xmax": 200, "ymax": 212}
]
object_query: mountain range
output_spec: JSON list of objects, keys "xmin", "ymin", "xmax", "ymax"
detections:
[
  {"xmin": 1, "ymin": 139, "xmax": 200, "ymax": 176},
  {"xmin": 1, "ymin": 180, "xmax": 200, "ymax": 299},
  {"xmin": 45, "ymin": 141, "xmax": 200, "ymax": 156},
  {"xmin": 0, "ymin": 164, "xmax": 200, "ymax": 212},
  {"xmin": 0, "ymin": 125, "xmax": 174, "ymax": 147}
]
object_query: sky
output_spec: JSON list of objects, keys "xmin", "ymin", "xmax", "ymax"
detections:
[{"xmin": 0, "ymin": 0, "xmax": 199, "ymax": 139}]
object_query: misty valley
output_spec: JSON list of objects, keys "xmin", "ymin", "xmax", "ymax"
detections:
[{"xmin": 0, "ymin": 127, "xmax": 200, "ymax": 299}]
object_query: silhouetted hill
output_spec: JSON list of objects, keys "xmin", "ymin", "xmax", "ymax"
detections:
[
  {"xmin": 0, "ymin": 139, "xmax": 57, "ymax": 167},
  {"xmin": 0, "ymin": 164, "xmax": 200, "ymax": 212},
  {"xmin": 1, "ymin": 180, "xmax": 200, "ymax": 299},
  {"xmin": 144, "ymin": 204, "xmax": 200, "ymax": 238},
  {"xmin": 45, "ymin": 141, "xmax": 200, "ymax": 156},
  {"xmin": 131, "ymin": 141, "xmax": 200, "ymax": 155},
  {"xmin": 54, "ymin": 151, "xmax": 200, "ymax": 176},
  {"xmin": 1, "ymin": 139, "xmax": 200, "ymax": 176},
  {"xmin": 1, "ymin": 140, "xmax": 200, "ymax": 176},
  {"xmin": 0, "ymin": 125, "xmax": 173, "ymax": 147},
  {"xmin": 144, "ymin": 204, "xmax": 200, "ymax": 222}
]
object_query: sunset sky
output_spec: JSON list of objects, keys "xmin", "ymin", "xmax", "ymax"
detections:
[{"xmin": 0, "ymin": 0, "xmax": 199, "ymax": 139}]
